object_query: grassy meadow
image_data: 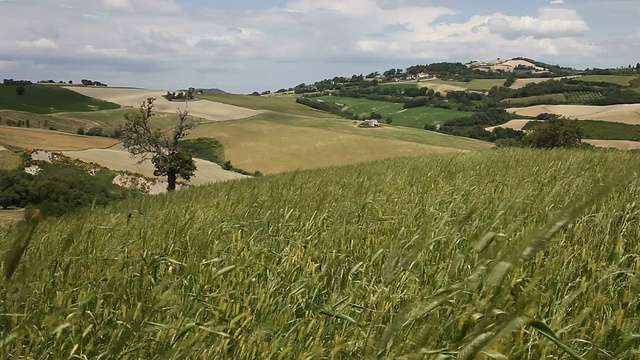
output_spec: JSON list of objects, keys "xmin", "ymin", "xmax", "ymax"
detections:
[
  {"xmin": 0, "ymin": 126, "xmax": 119, "ymax": 151},
  {"xmin": 501, "ymin": 93, "xmax": 567, "ymax": 105},
  {"xmin": 0, "ymin": 150, "xmax": 21, "ymax": 170},
  {"xmin": 0, "ymin": 85, "xmax": 120, "ymax": 114},
  {"xmin": 187, "ymin": 112, "xmax": 489, "ymax": 173},
  {"xmin": 1, "ymin": 149, "xmax": 640, "ymax": 358},
  {"xmin": 576, "ymin": 75, "xmax": 639, "ymax": 86},
  {"xmin": 316, "ymin": 96, "xmax": 471, "ymax": 128}
]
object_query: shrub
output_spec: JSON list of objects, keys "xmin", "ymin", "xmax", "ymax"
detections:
[
  {"xmin": 85, "ymin": 127, "xmax": 104, "ymax": 136},
  {"xmin": 77, "ymin": 128, "xmax": 85, "ymax": 135}
]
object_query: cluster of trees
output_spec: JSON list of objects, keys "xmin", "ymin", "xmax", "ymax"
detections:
[
  {"xmin": 81, "ymin": 79, "xmax": 107, "ymax": 87},
  {"xmin": 0, "ymin": 162, "xmax": 135, "ymax": 217},
  {"xmin": 434, "ymin": 108, "xmax": 518, "ymax": 142},
  {"xmin": 489, "ymin": 78, "xmax": 640, "ymax": 105},
  {"xmin": 163, "ymin": 88, "xmax": 195, "ymax": 101},
  {"xmin": 498, "ymin": 116, "xmax": 584, "ymax": 149},
  {"xmin": 76, "ymin": 126, "xmax": 122, "ymax": 137},
  {"xmin": 1, "ymin": 118, "xmax": 61, "ymax": 130},
  {"xmin": 2, "ymin": 79, "xmax": 32, "ymax": 86},
  {"xmin": 2, "ymin": 119, "xmax": 30, "ymax": 128},
  {"xmin": 37, "ymin": 79, "xmax": 72, "ymax": 84},
  {"xmin": 429, "ymin": 111, "xmax": 584, "ymax": 149},
  {"xmin": 582, "ymin": 65, "xmax": 640, "ymax": 75},
  {"xmin": 295, "ymin": 97, "xmax": 356, "ymax": 119},
  {"xmin": 327, "ymin": 84, "xmax": 485, "ymax": 112}
]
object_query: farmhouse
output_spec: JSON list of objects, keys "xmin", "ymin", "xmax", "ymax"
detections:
[{"xmin": 359, "ymin": 119, "xmax": 381, "ymax": 128}]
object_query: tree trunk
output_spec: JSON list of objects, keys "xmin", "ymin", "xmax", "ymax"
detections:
[{"xmin": 167, "ymin": 171, "xmax": 177, "ymax": 192}]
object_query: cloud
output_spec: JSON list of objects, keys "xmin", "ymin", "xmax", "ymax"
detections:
[
  {"xmin": 18, "ymin": 38, "xmax": 57, "ymax": 49},
  {"xmin": 0, "ymin": 0, "xmax": 622, "ymax": 92},
  {"xmin": 550, "ymin": 0, "xmax": 564, "ymax": 4},
  {"xmin": 486, "ymin": 8, "xmax": 589, "ymax": 39},
  {"xmin": 100, "ymin": 0, "xmax": 134, "ymax": 13}
]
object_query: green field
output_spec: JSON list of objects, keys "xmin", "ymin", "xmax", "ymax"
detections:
[
  {"xmin": 196, "ymin": 93, "xmax": 333, "ymax": 117},
  {"xmin": 379, "ymin": 82, "xmax": 420, "ymax": 90},
  {"xmin": 576, "ymin": 75, "xmax": 639, "ymax": 86},
  {"xmin": 502, "ymin": 93, "xmax": 566, "ymax": 105},
  {"xmin": 188, "ymin": 112, "xmax": 489, "ymax": 173},
  {"xmin": 0, "ymin": 149, "xmax": 21, "ymax": 169},
  {"xmin": 2, "ymin": 149, "xmax": 639, "ymax": 358},
  {"xmin": 524, "ymin": 119, "xmax": 640, "ymax": 141},
  {"xmin": 0, "ymin": 85, "xmax": 120, "ymax": 114},
  {"xmin": 316, "ymin": 96, "xmax": 471, "ymax": 128}
]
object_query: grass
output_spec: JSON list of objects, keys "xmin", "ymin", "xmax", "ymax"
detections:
[
  {"xmin": 0, "ymin": 109, "xmax": 179, "ymax": 134},
  {"xmin": 576, "ymin": 75, "xmax": 639, "ymax": 86},
  {"xmin": 0, "ymin": 126, "xmax": 119, "ymax": 150},
  {"xmin": 196, "ymin": 93, "xmax": 334, "ymax": 117},
  {"xmin": 0, "ymin": 85, "xmax": 120, "ymax": 114},
  {"xmin": 524, "ymin": 119, "xmax": 640, "ymax": 141},
  {"xmin": 0, "ymin": 150, "xmax": 21, "ymax": 170},
  {"xmin": 0, "ymin": 209, "xmax": 23, "ymax": 226},
  {"xmin": 179, "ymin": 138, "xmax": 225, "ymax": 163},
  {"xmin": 316, "ymin": 96, "xmax": 471, "ymax": 128},
  {"xmin": 187, "ymin": 112, "xmax": 489, "ymax": 173},
  {"xmin": 1, "ymin": 149, "xmax": 640, "ymax": 358},
  {"xmin": 502, "ymin": 93, "xmax": 567, "ymax": 105}
]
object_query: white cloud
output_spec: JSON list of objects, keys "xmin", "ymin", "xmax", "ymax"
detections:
[
  {"xmin": 18, "ymin": 38, "xmax": 57, "ymax": 49},
  {"xmin": 100, "ymin": 0, "xmax": 134, "ymax": 13},
  {"xmin": 550, "ymin": 0, "xmax": 564, "ymax": 4},
  {"xmin": 0, "ymin": 0, "xmax": 626, "ymax": 92},
  {"xmin": 486, "ymin": 8, "xmax": 589, "ymax": 39}
]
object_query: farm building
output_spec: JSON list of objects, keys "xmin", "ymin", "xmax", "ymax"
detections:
[{"xmin": 358, "ymin": 119, "xmax": 381, "ymax": 128}]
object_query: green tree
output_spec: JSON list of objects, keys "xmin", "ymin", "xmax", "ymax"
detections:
[
  {"xmin": 16, "ymin": 86, "xmax": 26, "ymax": 95},
  {"xmin": 526, "ymin": 116, "xmax": 583, "ymax": 149},
  {"xmin": 121, "ymin": 98, "xmax": 198, "ymax": 191},
  {"xmin": 77, "ymin": 127, "xmax": 85, "ymax": 135}
]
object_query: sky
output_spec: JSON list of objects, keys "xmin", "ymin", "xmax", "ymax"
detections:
[{"xmin": 0, "ymin": 0, "xmax": 638, "ymax": 93}]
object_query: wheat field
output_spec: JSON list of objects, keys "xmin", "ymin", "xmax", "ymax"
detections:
[{"xmin": 1, "ymin": 149, "xmax": 639, "ymax": 359}]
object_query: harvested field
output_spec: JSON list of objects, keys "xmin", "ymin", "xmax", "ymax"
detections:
[
  {"xmin": 485, "ymin": 119, "xmax": 532, "ymax": 132},
  {"xmin": 582, "ymin": 139, "xmax": 640, "ymax": 150},
  {"xmin": 62, "ymin": 145, "xmax": 246, "ymax": 186},
  {"xmin": 0, "ymin": 126, "xmax": 118, "ymax": 150},
  {"xmin": 65, "ymin": 87, "xmax": 263, "ymax": 122},
  {"xmin": 510, "ymin": 76, "xmax": 581, "ymax": 89},
  {"xmin": 0, "ymin": 209, "xmax": 24, "ymax": 226},
  {"xmin": 507, "ymin": 104, "xmax": 640, "ymax": 124},
  {"xmin": 417, "ymin": 81, "xmax": 467, "ymax": 93}
]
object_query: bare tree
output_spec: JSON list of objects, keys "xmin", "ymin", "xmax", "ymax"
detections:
[{"xmin": 121, "ymin": 97, "xmax": 198, "ymax": 191}]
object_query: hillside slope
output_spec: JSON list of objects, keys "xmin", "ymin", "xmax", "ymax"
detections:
[
  {"xmin": 2, "ymin": 149, "xmax": 639, "ymax": 358},
  {"xmin": 188, "ymin": 113, "xmax": 491, "ymax": 173}
]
